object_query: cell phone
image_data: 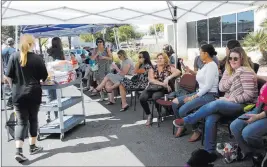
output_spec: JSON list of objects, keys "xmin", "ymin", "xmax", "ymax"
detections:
[
  {"xmin": 179, "ymin": 59, "xmax": 186, "ymax": 70},
  {"xmin": 238, "ymin": 116, "xmax": 249, "ymax": 120}
]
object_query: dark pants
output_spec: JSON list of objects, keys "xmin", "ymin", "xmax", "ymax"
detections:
[
  {"xmin": 15, "ymin": 105, "xmax": 40, "ymax": 141},
  {"xmin": 139, "ymin": 90, "xmax": 165, "ymax": 115}
]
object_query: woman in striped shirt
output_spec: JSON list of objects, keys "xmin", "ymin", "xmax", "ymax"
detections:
[{"xmin": 173, "ymin": 47, "xmax": 258, "ymax": 160}]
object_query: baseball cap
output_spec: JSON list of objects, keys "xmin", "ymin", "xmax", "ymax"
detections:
[{"xmin": 6, "ymin": 38, "xmax": 14, "ymax": 45}]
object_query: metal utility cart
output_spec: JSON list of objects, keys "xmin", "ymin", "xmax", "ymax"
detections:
[{"xmin": 38, "ymin": 78, "xmax": 85, "ymax": 141}]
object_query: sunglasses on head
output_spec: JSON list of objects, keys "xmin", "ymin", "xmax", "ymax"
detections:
[
  {"xmin": 97, "ymin": 41, "xmax": 103, "ymax": 43},
  {"xmin": 229, "ymin": 57, "xmax": 239, "ymax": 61}
]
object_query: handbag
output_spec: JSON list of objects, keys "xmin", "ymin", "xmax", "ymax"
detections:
[
  {"xmin": 146, "ymin": 83, "xmax": 166, "ymax": 92},
  {"xmin": 91, "ymin": 63, "xmax": 99, "ymax": 71},
  {"xmin": 130, "ymin": 75, "xmax": 139, "ymax": 82}
]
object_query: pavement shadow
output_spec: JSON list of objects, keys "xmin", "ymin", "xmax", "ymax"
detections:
[{"xmin": 23, "ymin": 136, "xmax": 120, "ymax": 165}]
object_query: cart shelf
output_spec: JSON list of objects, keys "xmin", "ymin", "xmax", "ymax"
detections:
[{"xmin": 40, "ymin": 96, "xmax": 82, "ymax": 111}]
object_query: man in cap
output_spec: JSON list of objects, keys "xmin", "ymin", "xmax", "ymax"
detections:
[{"xmin": 2, "ymin": 37, "xmax": 16, "ymax": 109}]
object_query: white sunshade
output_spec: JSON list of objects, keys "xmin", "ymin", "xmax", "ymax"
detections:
[{"xmin": 2, "ymin": 1, "xmax": 266, "ymax": 26}]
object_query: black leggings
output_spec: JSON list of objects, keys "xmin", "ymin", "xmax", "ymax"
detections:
[
  {"xmin": 15, "ymin": 105, "xmax": 39, "ymax": 141},
  {"xmin": 139, "ymin": 90, "xmax": 165, "ymax": 115}
]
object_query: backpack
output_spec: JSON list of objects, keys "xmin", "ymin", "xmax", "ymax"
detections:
[
  {"xmin": 2, "ymin": 49, "xmax": 11, "ymax": 75},
  {"xmin": 6, "ymin": 112, "xmax": 28, "ymax": 140}
]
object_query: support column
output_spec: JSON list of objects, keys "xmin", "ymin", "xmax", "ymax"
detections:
[
  {"xmin": 15, "ymin": 25, "xmax": 18, "ymax": 51},
  {"xmin": 115, "ymin": 26, "xmax": 120, "ymax": 49},
  {"xmin": 172, "ymin": 6, "xmax": 178, "ymax": 91},
  {"xmin": 173, "ymin": 6, "xmax": 178, "ymax": 69},
  {"xmin": 113, "ymin": 28, "xmax": 119, "ymax": 51}
]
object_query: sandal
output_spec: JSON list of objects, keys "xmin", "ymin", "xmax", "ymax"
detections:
[
  {"xmin": 90, "ymin": 88, "xmax": 101, "ymax": 96},
  {"xmin": 119, "ymin": 105, "xmax": 129, "ymax": 112},
  {"xmin": 174, "ymin": 127, "xmax": 187, "ymax": 138},
  {"xmin": 105, "ymin": 101, "xmax": 115, "ymax": 105},
  {"xmin": 188, "ymin": 131, "xmax": 202, "ymax": 142}
]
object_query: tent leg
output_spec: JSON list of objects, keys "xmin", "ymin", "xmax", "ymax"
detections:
[
  {"xmin": 15, "ymin": 25, "xmax": 18, "ymax": 51},
  {"xmin": 173, "ymin": 6, "xmax": 178, "ymax": 91},
  {"xmin": 113, "ymin": 28, "xmax": 119, "ymax": 51},
  {"xmin": 92, "ymin": 34, "xmax": 95, "ymax": 47},
  {"xmin": 153, "ymin": 25, "xmax": 159, "ymax": 52},
  {"xmin": 115, "ymin": 27, "xmax": 120, "ymax": 49}
]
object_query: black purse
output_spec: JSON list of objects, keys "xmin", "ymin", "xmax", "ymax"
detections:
[
  {"xmin": 146, "ymin": 83, "xmax": 166, "ymax": 92},
  {"xmin": 130, "ymin": 75, "xmax": 139, "ymax": 82}
]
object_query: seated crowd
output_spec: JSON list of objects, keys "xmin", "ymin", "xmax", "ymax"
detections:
[{"xmin": 74, "ymin": 38, "xmax": 267, "ymax": 166}]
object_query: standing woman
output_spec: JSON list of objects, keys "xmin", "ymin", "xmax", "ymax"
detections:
[
  {"xmin": 162, "ymin": 44, "xmax": 176, "ymax": 67},
  {"xmin": 90, "ymin": 37, "xmax": 113, "ymax": 100},
  {"xmin": 6, "ymin": 34, "xmax": 48, "ymax": 163},
  {"xmin": 46, "ymin": 37, "xmax": 65, "ymax": 123}
]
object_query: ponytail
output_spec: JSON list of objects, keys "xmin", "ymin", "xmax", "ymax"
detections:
[
  {"xmin": 19, "ymin": 34, "xmax": 35, "ymax": 67},
  {"xmin": 20, "ymin": 43, "xmax": 29, "ymax": 67}
]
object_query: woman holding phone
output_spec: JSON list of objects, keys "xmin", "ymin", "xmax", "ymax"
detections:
[{"xmin": 230, "ymin": 82, "xmax": 267, "ymax": 164}]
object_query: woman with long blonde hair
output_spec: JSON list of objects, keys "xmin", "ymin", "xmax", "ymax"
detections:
[
  {"xmin": 173, "ymin": 47, "xmax": 258, "ymax": 161},
  {"xmin": 140, "ymin": 53, "xmax": 181, "ymax": 126},
  {"xmin": 6, "ymin": 34, "xmax": 48, "ymax": 163}
]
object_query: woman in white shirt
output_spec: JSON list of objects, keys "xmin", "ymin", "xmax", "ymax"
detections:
[{"xmin": 172, "ymin": 44, "xmax": 219, "ymax": 142}]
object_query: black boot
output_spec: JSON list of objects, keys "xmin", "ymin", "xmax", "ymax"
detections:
[{"xmin": 252, "ymin": 153, "xmax": 264, "ymax": 167}]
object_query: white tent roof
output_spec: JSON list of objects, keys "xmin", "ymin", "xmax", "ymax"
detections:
[{"xmin": 2, "ymin": 1, "xmax": 267, "ymax": 25}]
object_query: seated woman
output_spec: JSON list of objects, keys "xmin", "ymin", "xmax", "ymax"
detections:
[
  {"xmin": 230, "ymin": 82, "xmax": 267, "ymax": 164},
  {"xmin": 193, "ymin": 42, "xmax": 219, "ymax": 71},
  {"xmin": 219, "ymin": 39, "xmax": 254, "ymax": 74},
  {"xmin": 173, "ymin": 47, "xmax": 258, "ymax": 159},
  {"xmin": 172, "ymin": 44, "xmax": 219, "ymax": 142},
  {"xmin": 83, "ymin": 56, "xmax": 96, "ymax": 92},
  {"xmin": 119, "ymin": 51, "xmax": 152, "ymax": 112},
  {"xmin": 70, "ymin": 52, "xmax": 79, "ymax": 69},
  {"xmin": 91, "ymin": 50, "xmax": 135, "ymax": 105},
  {"xmin": 140, "ymin": 53, "xmax": 181, "ymax": 126}
]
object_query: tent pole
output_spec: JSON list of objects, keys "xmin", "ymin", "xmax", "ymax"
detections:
[
  {"xmin": 92, "ymin": 34, "xmax": 95, "ymax": 47},
  {"xmin": 173, "ymin": 6, "xmax": 178, "ymax": 91},
  {"xmin": 116, "ymin": 27, "xmax": 120, "ymax": 49},
  {"xmin": 15, "ymin": 25, "xmax": 18, "ymax": 51},
  {"xmin": 153, "ymin": 24, "xmax": 159, "ymax": 52},
  {"xmin": 113, "ymin": 28, "xmax": 119, "ymax": 51}
]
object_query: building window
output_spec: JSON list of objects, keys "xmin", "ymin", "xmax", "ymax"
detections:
[
  {"xmin": 237, "ymin": 10, "xmax": 254, "ymax": 43},
  {"xmin": 209, "ymin": 17, "xmax": 221, "ymax": 48},
  {"xmin": 187, "ymin": 21, "xmax": 197, "ymax": 48},
  {"xmin": 221, "ymin": 13, "xmax": 237, "ymax": 47},
  {"xmin": 197, "ymin": 19, "xmax": 208, "ymax": 47}
]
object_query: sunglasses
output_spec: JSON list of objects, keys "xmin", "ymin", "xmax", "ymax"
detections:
[
  {"xmin": 228, "ymin": 57, "xmax": 239, "ymax": 61},
  {"xmin": 97, "ymin": 41, "xmax": 103, "ymax": 43},
  {"xmin": 138, "ymin": 56, "xmax": 143, "ymax": 59}
]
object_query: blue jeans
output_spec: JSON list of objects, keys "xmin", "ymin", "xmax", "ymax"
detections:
[
  {"xmin": 183, "ymin": 100, "xmax": 244, "ymax": 153},
  {"xmin": 172, "ymin": 92, "xmax": 218, "ymax": 131},
  {"xmin": 230, "ymin": 107, "xmax": 267, "ymax": 155},
  {"xmin": 47, "ymin": 89, "xmax": 57, "ymax": 102},
  {"xmin": 47, "ymin": 89, "xmax": 58, "ymax": 119}
]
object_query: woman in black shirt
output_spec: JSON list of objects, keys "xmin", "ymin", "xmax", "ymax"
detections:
[{"xmin": 6, "ymin": 34, "xmax": 48, "ymax": 163}]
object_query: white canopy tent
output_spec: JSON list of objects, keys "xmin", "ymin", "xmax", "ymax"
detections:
[{"xmin": 2, "ymin": 1, "xmax": 266, "ymax": 68}]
